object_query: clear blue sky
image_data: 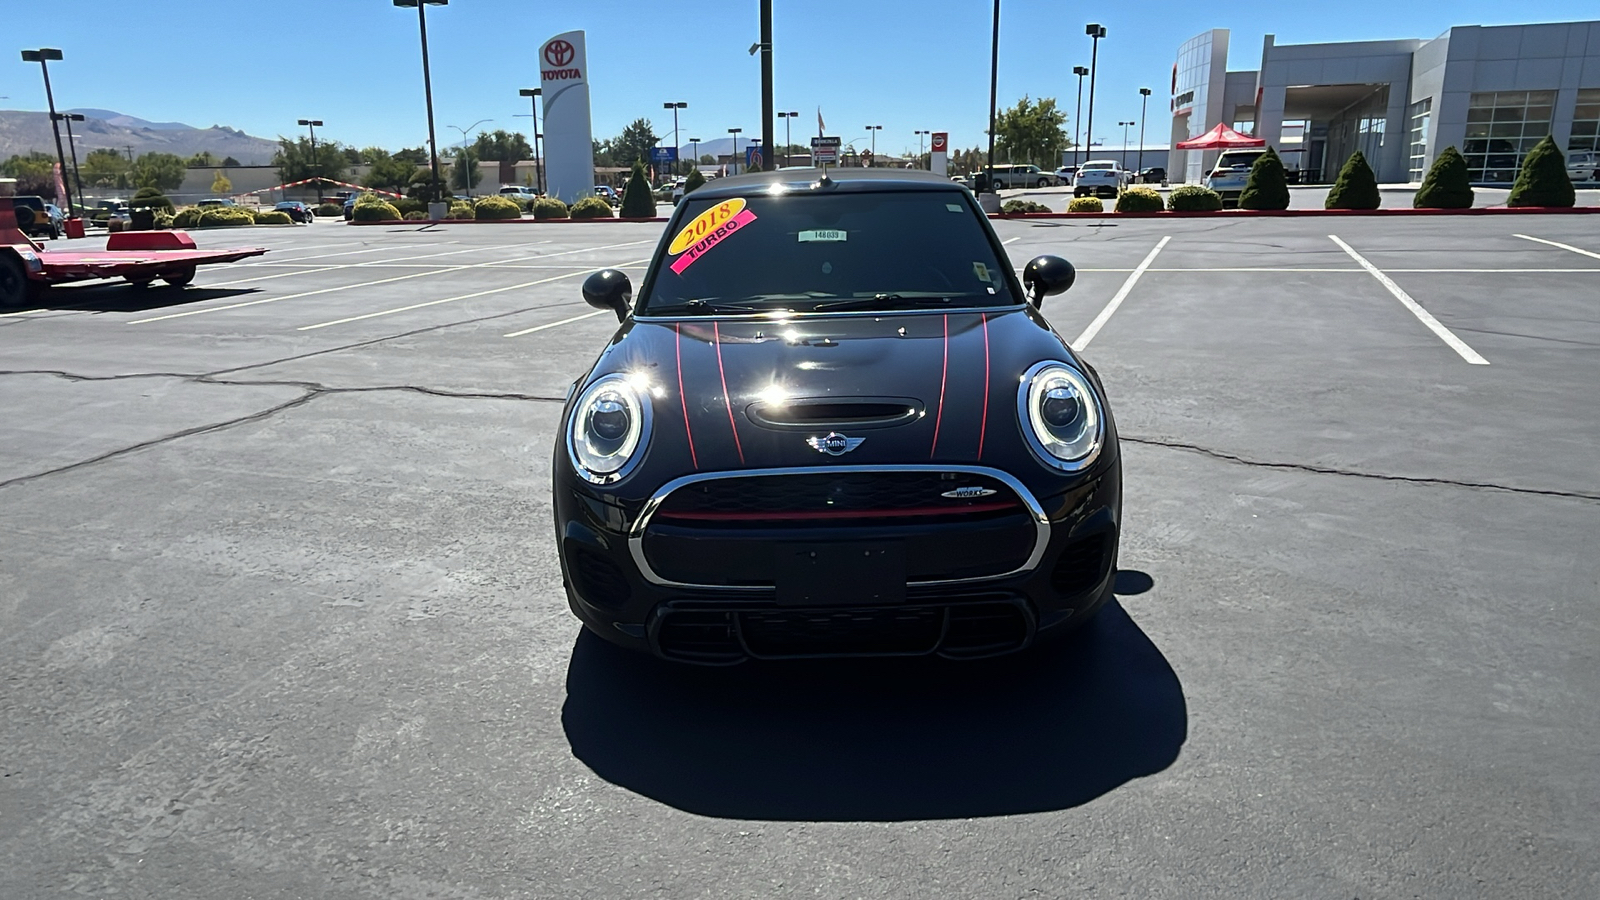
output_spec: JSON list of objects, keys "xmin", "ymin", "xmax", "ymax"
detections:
[{"xmin": 4, "ymin": 0, "xmax": 1595, "ymax": 157}]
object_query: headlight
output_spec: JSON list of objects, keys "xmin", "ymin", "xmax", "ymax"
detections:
[
  {"xmin": 567, "ymin": 374, "xmax": 651, "ymax": 484},
  {"xmin": 1018, "ymin": 362, "xmax": 1103, "ymax": 471}
]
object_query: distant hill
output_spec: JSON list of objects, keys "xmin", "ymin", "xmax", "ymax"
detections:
[{"xmin": 0, "ymin": 109, "xmax": 280, "ymax": 164}]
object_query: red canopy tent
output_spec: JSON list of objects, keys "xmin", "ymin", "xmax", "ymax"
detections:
[{"xmin": 1175, "ymin": 124, "xmax": 1266, "ymax": 150}]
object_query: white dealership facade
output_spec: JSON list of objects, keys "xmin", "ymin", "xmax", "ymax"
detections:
[{"xmin": 1169, "ymin": 20, "xmax": 1600, "ymax": 184}]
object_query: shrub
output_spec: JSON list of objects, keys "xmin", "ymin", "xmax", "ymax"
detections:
[
  {"xmin": 172, "ymin": 206, "xmax": 204, "ymax": 228},
  {"xmin": 1001, "ymin": 199, "xmax": 1052, "ymax": 214},
  {"xmin": 315, "ymin": 203, "xmax": 342, "ymax": 217},
  {"xmin": 1507, "ymin": 135, "xmax": 1575, "ymax": 208},
  {"xmin": 197, "ymin": 206, "xmax": 256, "ymax": 227},
  {"xmin": 130, "ymin": 187, "xmax": 174, "ymax": 212},
  {"xmin": 570, "ymin": 196, "xmax": 615, "ymax": 219},
  {"xmin": 393, "ymin": 198, "xmax": 427, "ymax": 216},
  {"xmin": 354, "ymin": 192, "xmax": 394, "ymax": 208},
  {"xmin": 107, "ymin": 218, "xmax": 125, "ymax": 233},
  {"xmin": 153, "ymin": 211, "xmax": 175, "ymax": 229},
  {"xmin": 403, "ymin": 210, "xmax": 429, "ymax": 220},
  {"xmin": 447, "ymin": 202, "xmax": 474, "ymax": 220},
  {"xmin": 1413, "ymin": 146, "xmax": 1474, "ymax": 209},
  {"xmin": 473, "ymin": 195, "xmax": 523, "ymax": 220},
  {"xmin": 1239, "ymin": 146, "xmax": 1290, "ymax": 210},
  {"xmin": 254, "ymin": 210, "xmax": 293, "ymax": 225},
  {"xmin": 1168, "ymin": 184, "xmax": 1223, "ymax": 212},
  {"xmin": 533, "ymin": 197, "xmax": 569, "ymax": 219},
  {"xmin": 1114, "ymin": 186, "xmax": 1164, "ymax": 213},
  {"xmin": 1067, "ymin": 196, "xmax": 1104, "ymax": 213},
  {"xmin": 620, "ymin": 162, "xmax": 656, "ymax": 218},
  {"xmin": 1325, "ymin": 151, "xmax": 1380, "ymax": 210},
  {"xmin": 351, "ymin": 201, "xmax": 402, "ymax": 222},
  {"xmin": 683, "ymin": 169, "xmax": 706, "ymax": 195}
]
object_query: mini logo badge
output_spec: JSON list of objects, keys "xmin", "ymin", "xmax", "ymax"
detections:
[
  {"xmin": 941, "ymin": 486, "xmax": 998, "ymax": 499},
  {"xmin": 806, "ymin": 432, "xmax": 865, "ymax": 456}
]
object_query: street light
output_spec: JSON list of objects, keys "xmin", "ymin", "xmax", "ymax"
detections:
[
  {"xmin": 663, "ymin": 101, "xmax": 687, "ymax": 175},
  {"xmin": 393, "ymin": 0, "xmax": 448, "ymax": 205},
  {"xmin": 1138, "ymin": 88, "xmax": 1152, "ymax": 178},
  {"xmin": 864, "ymin": 124, "xmax": 882, "ymax": 166},
  {"xmin": 1073, "ymin": 66, "xmax": 1089, "ymax": 168},
  {"xmin": 448, "ymin": 119, "xmax": 491, "ymax": 197},
  {"xmin": 297, "ymin": 119, "xmax": 324, "ymax": 202},
  {"xmin": 1085, "ymin": 24, "xmax": 1106, "ymax": 182},
  {"xmin": 1119, "ymin": 121, "xmax": 1135, "ymax": 169},
  {"xmin": 690, "ymin": 138, "xmax": 701, "ymax": 169},
  {"xmin": 519, "ymin": 88, "xmax": 544, "ymax": 195},
  {"xmin": 21, "ymin": 48, "xmax": 73, "ymax": 216},
  {"xmin": 51, "ymin": 112, "xmax": 86, "ymax": 212},
  {"xmin": 727, "ymin": 128, "xmax": 742, "ymax": 174},
  {"xmin": 777, "ymin": 111, "xmax": 798, "ymax": 167}
]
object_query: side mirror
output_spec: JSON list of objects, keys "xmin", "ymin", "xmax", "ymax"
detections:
[
  {"xmin": 1021, "ymin": 255, "xmax": 1075, "ymax": 306},
  {"xmin": 582, "ymin": 269, "xmax": 633, "ymax": 322}
]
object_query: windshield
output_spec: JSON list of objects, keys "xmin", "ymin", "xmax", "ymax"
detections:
[
  {"xmin": 640, "ymin": 190, "xmax": 1017, "ymax": 314},
  {"xmin": 1216, "ymin": 152, "xmax": 1264, "ymax": 169}
]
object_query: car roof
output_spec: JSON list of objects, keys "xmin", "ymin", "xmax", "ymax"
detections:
[{"xmin": 688, "ymin": 167, "xmax": 961, "ymax": 201}]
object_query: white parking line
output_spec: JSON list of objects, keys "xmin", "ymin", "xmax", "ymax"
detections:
[
  {"xmin": 1513, "ymin": 233, "xmax": 1600, "ymax": 261},
  {"xmin": 1003, "ymin": 237, "xmax": 1020, "ymax": 245},
  {"xmin": 503, "ymin": 310, "xmax": 609, "ymax": 338},
  {"xmin": 218, "ymin": 246, "xmax": 400, "ymax": 267},
  {"xmin": 1329, "ymin": 235, "xmax": 1489, "ymax": 366},
  {"xmin": 1071, "ymin": 236, "xmax": 1170, "ymax": 351},
  {"xmin": 200, "ymin": 244, "xmax": 534, "ymax": 288}
]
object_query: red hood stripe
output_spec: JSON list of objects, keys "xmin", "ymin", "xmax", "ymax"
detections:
[
  {"xmin": 978, "ymin": 312, "xmax": 990, "ymax": 460},
  {"xmin": 930, "ymin": 312, "xmax": 949, "ymax": 458},
  {"xmin": 712, "ymin": 321, "xmax": 745, "ymax": 464},
  {"xmin": 675, "ymin": 322, "xmax": 699, "ymax": 469}
]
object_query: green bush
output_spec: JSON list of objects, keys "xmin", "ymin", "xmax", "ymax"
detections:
[
  {"xmin": 153, "ymin": 211, "xmax": 175, "ymax": 229},
  {"xmin": 393, "ymin": 198, "xmax": 427, "ymax": 216},
  {"xmin": 1239, "ymin": 147, "xmax": 1291, "ymax": 210},
  {"xmin": 473, "ymin": 195, "xmax": 523, "ymax": 220},
  {"xmin": 1413, "ymin": 146, "xmax": 1474, "ymax": 209},
  {"xmin": 1001, "ymin": 199, "xmax": 1052, "ymax": 214},
  {"xmin": 1507, "ymin": 135, "xmax": 1576, "ymax": 208},
  {"xmin": 130, "ymin": 187, "xmax": 175, "ymax": 212},
  {"xmin": 1325, "ymin": 151, "xmax": 1381, "ymax": 209},
  {"xmin": 403, "ymin": 210, "xmax": 429, "ymax": 220},
  {"xmin": 447, "ymin": 202, "xmax": 474, "ymax": 220},
  {"xmin": 314, "ymin": 203, "xmax": 342, "ymax": 217},
  {"xmin": 533, "ymin": 197, "xmax": 569, "ymax": 220},
  {"xmin": 620, "ymin": 162, "xmax": 656, "ymax": 218},
  {"xmin": 1168, "ymin": 184, "xmax": 1223, "ymax": 212},
  {"xmin": 570, "ymin": 196, "xmax": 615, "ymax": 219},
  {"xmin": 107, "ymin": 218, "xmax": 126, "ymax": 233},
  {"xmin": 171, "ymin": 206, "xmax": 204, "ymax": 228},
  {"xmin": 683, "ymin": 169, "xmax": 706, "ymax": 195},
  {"xmin": 254, "ymin": 210, "xmax": 293, "ymax": 225},
  {"xmin": 1114, "ymin": 186, "xmax": 1164, "ymax": 213},
  {"xmin": 197, "ymin": 206, "xmax": 256, "ymax": 227},
  {"xmin": 351, "ymin": 201, "xmax": 402, "ymax": 222},
  {"xmin": 354, "ymin": 192, "xmax": 394, "ymax": 208},
  {"xmin": 1067, "ymin": 196, "xmax": 1105, "ymax": 213}
]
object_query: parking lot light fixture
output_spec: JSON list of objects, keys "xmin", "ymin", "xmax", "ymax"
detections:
[
  {"xmin": 52, "ymin": 112, "xmax": 87, "ymax": 212},
  {"xmin": 1073, "ymin": 66, "xmax": 1089, "ymax": 168},
  {"xmin": 914, "ymin": 130, "xmax": 929, "ymax": 169},
  {"xmin": 777, "ymin": 112, "xmax": 798, "ymax": 167},
  {"xmin": 1085, "ymin": 25, "xmax": 1106, "ymax": 179},
  {"xmin": 864, "ymin": 125, "xmax": 882, "ymax": 167},
  {"xmin": 393, "ymin": 0, "xmax": 448, "ymax": 204},
  {"xmin": 448, "ymin": 119, "xmax": 491, "ymax": 197},
  {"xmin": 21, "ymin": 48, "xmax": 74, "ymax": 216},
  {"xmin": 520, "ymin": 88, "xmax": 544, "ymax": 194},
  {"xmin": 1119, "ymin": 121, "xmax": 1135, "ymax": 169},
  {"xmin": 690, "ymin": 138, "xmax": 701, "ymax": 169},
  {"xmin": 664, "ymin": 102, "xmax": 688, "ymax": 175},
  {"xmin": 297, "ymin": 119, "xmax": 324, "ymax": 202},
  {"xmin": 1138, "ymin": 88, "xmax": 1152, "ymax": 177},
  {"xmin": 728, "ymin": 128, "xmax": 742, "ymax": 174}
]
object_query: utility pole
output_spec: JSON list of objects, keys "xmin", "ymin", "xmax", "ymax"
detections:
[
  {"xmin": 1073, "ymin": 66, "xmax": 1089, "ymax": 168},
  {"xmin": 519, "ymin": 88, "xmax": 544, "ymax": 194},
  {"xmin": 21, "ymin": 49, "xmax": 73, "ymax": 216},
  {"xmin": 985, "ymin": 0, "xmax": 1000, "ymax": 193},
  {"xmin": 298, "ymin": 119, "xmax": 323, "ymax": 202},
  {"xmin": 53, "ymin": 112, "xmax": 87, "ymax": 211}
]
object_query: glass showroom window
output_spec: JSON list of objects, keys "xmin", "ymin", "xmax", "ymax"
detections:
[
  {"xmin": 1408, "ymin": 99, "xmax": 1432, "ymax": 181},
  {"xmin": 1568, "ymin": 88, "xmax": 1600, "ymax": 155},
  {"xmin": 1463, "ymin": 90, "xmax": 1555, "ymax": 183}
]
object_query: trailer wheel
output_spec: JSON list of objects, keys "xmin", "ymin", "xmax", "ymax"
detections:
[
  {"xmin": 1, "ymin": 254, "xmax": 34, "ymax": 310},
  {"xmin": 162, "ymin": 269, "xmax": 196, "ymax": 288}
]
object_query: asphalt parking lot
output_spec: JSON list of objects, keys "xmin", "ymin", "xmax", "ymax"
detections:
[{"xmin": 3, "ymin": 213, "xmax": 1598, "ymax": 898}]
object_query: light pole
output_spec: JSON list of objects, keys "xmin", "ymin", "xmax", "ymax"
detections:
[
  {"xmin": 449, "ymin": 119, "xmax": 491, "ymax": 197},
  {"xmin": 727, "ymin": 128, "xmax": 742, "ymax": 174},
  {"xmin": 1085, "ymin": 24, "xmax": 1106, "ymax": 176},
  {"xmin": 690, "ymin": 138, "xmax": 701, "ymax": 170},
  {"xmin": 1119, "ymin": 121, "xmax": 1135, "ymax": 169},
  {"xmin": 663, "ymin": 101, "xmax": 687, "ymax": 175},
  {"xmin": 519, "ymin": 88, "xmax": 544, "ymax": 195},
  {"xmin": 1138, "ymin": 88, "xmax": 1152, "ymax": 177},
  {"xmin": 777, "ymin": 112, "xmax": 798, "ymax": 167},
  {"xmin": 394, "ymin": 0, "xmax": 447, "ymax": 204},
  {"xmin": 1073, "ymin": 66, "xmax": 1089, "ymax": 168},
  {"xmin": 864, "ymin": 125, "xmax": 882, "ymax": 166},
  {"xmin": 914, "ymin": 130, "xmax": 929, "ymax": 169},
  {"xmin": 297, "ymin": 119, "xmax": 323, "ymax": 202},
  {"xmin": 21, "ymin": 48, "xmax": 73, "ymax": 216},
  {"xmin": 52, "ymin": 112, "xmax": 86, "ymax": 213}
]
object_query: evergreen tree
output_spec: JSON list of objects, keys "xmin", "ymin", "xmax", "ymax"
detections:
[
  {"xmin": 1507, "ymin": 135, "xmax": 1576, "ymax": 208},
  {"xmin": 620, "ymin": 162, "xmax": 655, "ymax": 218},
  {"xmin": 1325, "ymin": 150, "xmax": 1381, "ymax": 209},
  {"xmin": 1413, "ymin": 146, "xmax": 1474, "ymax": 209},
  {"xmin": 1239, "ymin": 146, "xmax": 1290, "ymax": 210},
  {"xmin": 683, "ymin": 168, "xmax": 706, "ymax": 195}
]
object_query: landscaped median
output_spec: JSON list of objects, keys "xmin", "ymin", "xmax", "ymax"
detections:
[{"xmin": 348, "ymin": 190, "xmax": 667, "ymax": 225}]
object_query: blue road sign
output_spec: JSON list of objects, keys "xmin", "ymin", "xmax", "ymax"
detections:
[
  {"xmin": 745, "ymin": 144, "xmax": 764, "ymax": 171},
  {"xmin": 650, "ymin": 146, "xmax": 678, "ymax": 163}
]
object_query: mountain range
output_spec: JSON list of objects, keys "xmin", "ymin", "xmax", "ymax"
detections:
[{"xmin": 0, "ymin": 108, "xmax": 281, "ymax": 164}]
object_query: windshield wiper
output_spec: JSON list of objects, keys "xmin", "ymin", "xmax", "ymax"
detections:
[
  {"xmin": 814, "ymin": 292, "xmax": 979, "ymax": 312},
  {"xmin": 645, "ymin": 299, "xmax": 764, "ymax": 315}
]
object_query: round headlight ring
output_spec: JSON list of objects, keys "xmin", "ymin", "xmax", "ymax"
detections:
[
  {"xmin": 1018, "ymin": 361, "xmax": 1103, "ymax": 472},
  {"xmin": 568, "ymin": 374, "xmax": 651, "ymax": 484}
]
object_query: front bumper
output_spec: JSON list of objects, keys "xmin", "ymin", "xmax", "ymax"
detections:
[{"xmin": 554, "ymin": 460, "xmax": 1121, "ymax": 664}]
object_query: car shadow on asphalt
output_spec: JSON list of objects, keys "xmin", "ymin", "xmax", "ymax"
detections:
[
  {"xmin": 34, "ymin": 285, "xmax": 258, "ymax": 314},
  {"xmin": 561, "ymin": 578, "xmax": 1185, "ymax": 821}
]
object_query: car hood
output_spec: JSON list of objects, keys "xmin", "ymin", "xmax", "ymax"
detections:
[{"xmin": 580, "ymin": 306, "xmax": 1097, "ymax": 476}]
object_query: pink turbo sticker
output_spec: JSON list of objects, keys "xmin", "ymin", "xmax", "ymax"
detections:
[{"xmin": 669, "ymin": 208, "xmax": 758, "ymax": 275}]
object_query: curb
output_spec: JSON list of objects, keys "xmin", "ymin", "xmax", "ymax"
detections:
[
  {"xmin": 350, "ymin": 216, "xmax": 669, "ymax": 225},
  {"xmin": 990, "ymin": 206, "xmax": 1600, "ymax": 219}
]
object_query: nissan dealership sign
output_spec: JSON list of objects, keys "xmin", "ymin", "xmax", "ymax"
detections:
[{"xmin": 539, "ymin": 31, "xmax": 596, "ymax": 205}]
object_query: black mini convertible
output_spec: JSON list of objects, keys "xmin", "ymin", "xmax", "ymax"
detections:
[{"xmin": 555, "ymin": 168, "xmax": 1120, "ymax": 663}]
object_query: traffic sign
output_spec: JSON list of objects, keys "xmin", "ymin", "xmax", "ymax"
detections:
[
  {"xmin": 746, "ymin": 144, "xmax": 764, "ymax": 171},
  {"xmin": 650, "ymin": 146, "xmax": 678, "ymax": 163},
  {"xmin": 811, "ymin": 135, "xmax": 841, "ymax": 165}
]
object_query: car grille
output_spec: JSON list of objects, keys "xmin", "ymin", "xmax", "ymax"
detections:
[{"xmin": 653, "ymin": 595, "xmax": 1034, "ymax": 662}]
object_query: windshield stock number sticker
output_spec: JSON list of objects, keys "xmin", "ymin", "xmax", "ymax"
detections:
[
  {"xmin": 667, "ymin": 198, "xmax": 757, "ymax": 274},
  {"xmin": 798, "ymin": 229, "xmax": 846, "ymax": 242},
  {"xmin": 973, "ymin": 262, "xmax": 992, "ymax": 283}
]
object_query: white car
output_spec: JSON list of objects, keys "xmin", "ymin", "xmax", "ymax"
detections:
[
  {"xmin": 1568, "ymin": 151, "xmax": 1599, "ymax": 183},
  {"xmin": 1072, "ymin": 160, "xmax": 1130, "ymax": 198},
  {"xmin": 1204, "ymin": 149, "xmax": 1270, "ymax": 206}
]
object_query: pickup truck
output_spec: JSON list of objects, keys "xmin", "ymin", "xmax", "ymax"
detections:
[{"xmin": 1072, "ymin": 160, "xmax": 1129, "ymax": 198}]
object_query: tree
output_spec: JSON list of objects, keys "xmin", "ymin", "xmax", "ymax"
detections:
[
  {"xmin": 393, "ymin": 146, "xmax": 428, "ymax": 165},
  {"xmin": 364, "ymin": 148, "xmax": 420, "ymax": 193},
  {"xmin": 130, "ymin": 152, "xmax": 187, "ymax": 191},
  {"xmin": 992, "ymin": 96, "xmax": 1069, "ymax": 167},
  {"xmin": 1239, "ymin": 146, "xmax": 1290, "ymax": 210},
  {"xmin": 1324, "ymin": 150, "xmax": 1380, "ymax": 210},
  {"xmin": 1507, "ymin": 135, "xmax": 1575, "ymax": 208},
  {"xmin": 81, "ymin": 148, "xmax": 130, "ymax": 188},
  {"xmin": 683, "ymin": 168, "xmax": 706, "ymax": 195},
  {"xmin": 698, "ymin": 154, "xmax": 716, "ymax": 165},
  {"xmin": 1, "ymin": 151, "xmax": 55, "ymax": 180},
  {"xmin": 188, "ymin": 151, "xmax": 218, "ymax": 167},
  {"xmin": 221, "ymin": 156, "xmax": 241, "ymax": 167},
  {"xmin": 449, "ymin": 149, "xmax": 482, "ymax": 193},
  {"xmin": 272, "ymin": 136, "xmax": 349, "ymax": 185},
  {"xmin": 610, "ymin": 118, "xmax": 659, "ymax": 169},
  {"xmin": 1413, "ymin": 146, "xmax": 1474, "ymax": 209},
  {"xmin": 472, "ymin": 129, "xmax": 533, "ymax": 161},
  {"xmin": 211, "ymin": 171, "xmax": 233, "ymax": 194},
  {"xmin": 620, "ymin": 162, "xmax": 655, "ymax": 218}
]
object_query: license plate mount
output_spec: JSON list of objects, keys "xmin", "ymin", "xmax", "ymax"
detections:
[{"xmin": 774, "ymin": 542, "xmax": 905, "ymax": 607}]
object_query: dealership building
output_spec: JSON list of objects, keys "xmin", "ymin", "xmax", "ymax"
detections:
[{"xmin": 1169, "ymin": 20, "xmax": 1600, "ymax": 184}]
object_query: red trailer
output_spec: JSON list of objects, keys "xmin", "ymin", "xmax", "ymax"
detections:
[{"xmin": 0, "ymin": 197, "xmax": 267, "ymax": 310}]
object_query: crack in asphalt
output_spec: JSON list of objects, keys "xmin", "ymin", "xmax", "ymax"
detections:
[{"xmin": 1121, "ymin": 435, "xmax": 1600, "ymax": 503}]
